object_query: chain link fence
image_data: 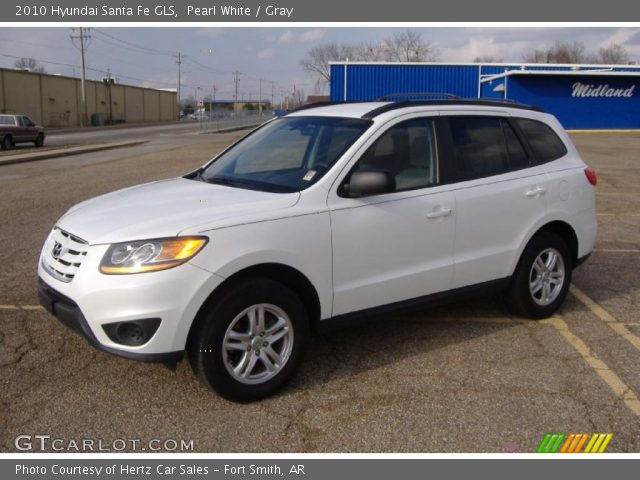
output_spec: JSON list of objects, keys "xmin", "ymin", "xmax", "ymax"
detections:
[{"xmin": 189, "ymin": 110, "xmax": 274, "ymax": 132}]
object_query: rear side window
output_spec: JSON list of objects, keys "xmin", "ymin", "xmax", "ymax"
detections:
[
  {"xmin": 0, "ymin": 115, "xmax": 15, "ymax": 125},
  {"xmin": 448, "ymin": 116, "xmax": 529, "ymax": 180},
  {"xmin": 516, "ymin": 118, "xmax": 568, "ymax": 163}
]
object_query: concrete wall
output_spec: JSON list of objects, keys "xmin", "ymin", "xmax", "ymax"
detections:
[
  {"xmin": 41, "ymin": 74, "xmax": 79, "ymax": 128},
  {"xmin": 124, "ymin": 86, "xmax": 144, "ymax": 123},
  {"xmin": 0, "ymin": 68, "xmax": 177, "ymax": 127}
]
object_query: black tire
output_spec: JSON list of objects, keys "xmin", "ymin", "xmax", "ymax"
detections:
[
  {"xmin": 34, "ymin": 133, "xmax": 44, "ymax": 147},
  {"xmin": 507, "ymin": 232, "xmax": 572, "ymax": 319},
  {"xmin": 1, "ymin": 135, "xmax": 11, "ymax": 150},
  {"xmin": 188, "ymin": 277, "xmax": 310, "ymax": 402}
]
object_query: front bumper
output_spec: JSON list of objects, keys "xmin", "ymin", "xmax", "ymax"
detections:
[
  {"xmin": 38, "ymin": 279, "xmax": 183, "ymax": 363},
  {"xmin": 37, "ymin": 238, "xmax": 225, "ymax": 359}
]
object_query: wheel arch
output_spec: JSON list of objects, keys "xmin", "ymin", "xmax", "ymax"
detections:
[
  {"xmin": 186, "ymin": 263, "xmax": 322, "ymax": 349},
  {"xmin": 521, "ymin": 220, "xmax": 579, "ymax": 270}
]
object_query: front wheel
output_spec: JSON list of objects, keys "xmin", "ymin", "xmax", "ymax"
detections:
[
  {"xmin": 507, "ymin": 232, "xmax": 572, "ymax": 319},
  {"xmin": 188, "ymin": 278, "xmax": 310, "ymax": 402}
]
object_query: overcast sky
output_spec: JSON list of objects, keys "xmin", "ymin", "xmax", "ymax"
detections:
[{"xmin": 1, "ymin": 27, "xmax": 639, "ymax": 102}]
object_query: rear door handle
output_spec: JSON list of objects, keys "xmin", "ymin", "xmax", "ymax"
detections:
[
  {"xmin": 525, "ymin": 186, "xmax": 547, "ymax": 197},
  {"xmin": 426, "ymin": 207, "xmax": 453, "ymax": 219}
]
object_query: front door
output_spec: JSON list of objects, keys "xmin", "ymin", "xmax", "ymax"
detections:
[{"xmin": 328, "ymin": 116, "xmax": 456, "ymax": 316}]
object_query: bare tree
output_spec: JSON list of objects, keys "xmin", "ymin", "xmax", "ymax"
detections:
[
  {"xmin": 522, "ymin": 41, "xmax": 598, "ymax": 64},
  {"xmin": 597, "ymin": 43, "xmax": 630, "ymax": 64},
  {"xmin": 473, "ymin": 56, "xmax": 503, "ymax": 63},
  {"xmin": 354, "ymin": 41, "xmax": 388, "ymax": 62},
  {"xmin": 300, "ymin": 43, "xmax": 358, "ymax": 83},
  {"xmin": 522, "ymin": 41, "xmax": 633, "ymax": 65},
  {"xmin": 301, "ymin": 30, "xmax": 439, "ymax": 87},
  {"xmin": 14, "ymin": 57, "xmax": 46, "ymax": 73},
  {"xmin": 522, "ymin": 49, "xmax": 549, "ymax": 63},
  {"xmin": 383, "ymin": 31, "xmax": 439, "ymax": 62}
]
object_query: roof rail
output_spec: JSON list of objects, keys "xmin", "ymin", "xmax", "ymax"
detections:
[
  {"xmin": 377, "ymin": 92, "xmax": 460, "ymax": 101},
  {"xmin": 362, "ymin": 99, "xmax": 544, "ymax": 119},
  {"xmin": 286, "ymin": 101, "xmax": 351, "ymax": 114}
]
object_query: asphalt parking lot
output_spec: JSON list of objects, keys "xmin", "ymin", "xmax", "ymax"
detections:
[{"xmin": 0, "ymin": 129, "xmax": 639, "ymax": 452}]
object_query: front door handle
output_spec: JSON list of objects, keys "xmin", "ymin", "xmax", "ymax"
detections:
[
  {"xmin": 426, "ymin": 207, "xmax": 453, "ymax": 219},
  {"xmin": 525, "ymin": 186, "xmax": 547, "ymax": 197}
]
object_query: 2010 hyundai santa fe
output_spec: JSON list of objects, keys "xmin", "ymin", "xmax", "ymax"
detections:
[{"xmin": 38, "ymin": 99, "xmax": 597, "ymax": 401}]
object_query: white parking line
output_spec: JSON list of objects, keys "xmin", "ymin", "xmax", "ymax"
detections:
[
  {"xmin": 547, "ymin": 315, "xmax": 640, "ymax": 417},
  {"xmin": 597, "ymin": 213, "xmax": 640, "ymax": 217},
  {"xmin": 593, "ymin": 248, "xmax": 640, "ymax": 253},
  {"xmin": 0, "ymin": 304, "xmax": 43, "ymax": 311},
  {"xmin": 571, "ymin": 285, "xmax": 640, "ymax": 353}
]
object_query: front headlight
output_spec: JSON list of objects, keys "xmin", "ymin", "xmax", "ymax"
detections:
[{"xmin": 99, "ymin": 236, "xmax": 208, "ymax": 274}]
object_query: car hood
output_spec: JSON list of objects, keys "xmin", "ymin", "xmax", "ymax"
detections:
[{"xmin": 57, "ymin": 177, "xmax": 300, "ymax": 244}]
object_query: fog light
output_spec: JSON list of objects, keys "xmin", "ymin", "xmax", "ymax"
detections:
[{"xmin": 102, "ymin": 318, "xmax": 161, "ymax": 346}]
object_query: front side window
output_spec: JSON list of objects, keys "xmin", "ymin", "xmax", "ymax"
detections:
[
  {"xmin": 350, "ymin": 118, "xmax": 438, "ymax": 192},
  {"xmin": 516, "ymin": 118, "xmax": 568, "ymax": 163},
  {"xmin": 199, "ymin": 116, "xmax": 371, "ymax": 192}
]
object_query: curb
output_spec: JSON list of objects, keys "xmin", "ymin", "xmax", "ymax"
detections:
[
  {"xmin": 0, "ymin": 140, "xmax": 150, "ymax": 167},
  {"xmin": 47, "ymin": 121, "xmax": 183, "ymax": 135}
]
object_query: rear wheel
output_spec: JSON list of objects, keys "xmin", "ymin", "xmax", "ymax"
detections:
[
  {"xmin": 1, "ymin": 135, "xmax": 11, "ymax": 150},
  {"xmin": 34, "ymin": 133, "xmax": 44, "ymax": 147},
  {"xmin": 188, "ymin": 277, "xmax": 310, "ymax": 402},
  {"xmin": 507, "ymin": 232, "xmax": 572, "ymax": 319}
]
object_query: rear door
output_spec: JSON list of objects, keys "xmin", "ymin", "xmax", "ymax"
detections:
[
  {"xmin": 440, "ymin": 112, "xmax": 551, "ymax": 288},
  {"xmin": 14, "ymin": 116, "xmax": 29, "ymax": 142},
  {"xmin": 21, "ymin": 116, "xmax": 38, "ymax": 141}
]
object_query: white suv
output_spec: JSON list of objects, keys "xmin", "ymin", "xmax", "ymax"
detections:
[{"xmin": 38, "ymin": 100, "xmax": 597, "ymax": 401}]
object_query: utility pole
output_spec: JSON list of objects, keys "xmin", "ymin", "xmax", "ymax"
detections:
[
  {"xmin": 70, "ymin": 27, "xmax": 90, "ymax": 127},
  {"xmin": 105, "ymin": 68, "xmax": 113, "ymax": 124},
  {"xmin": 174, "ymin": 52, "xmax": 185, "ymax": 112},
  {"xmin": 271, "ymin": 81, "xmax": 275, "ymax": 111},
  {"xmin": 214, "ymin": 85, "xmax": 216, "ymax": 115},
  {"xmin": 232, "ymin": 71, "xmax": 241, "ymax": 110},
  {"xmin": 259, "ymin": 78, "xmax": 262, "ymax": 116}
]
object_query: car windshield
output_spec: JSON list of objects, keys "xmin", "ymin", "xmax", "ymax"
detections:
[{"xmin": 198, "ymin": 116, "xmax": 371, "ymax": 193}]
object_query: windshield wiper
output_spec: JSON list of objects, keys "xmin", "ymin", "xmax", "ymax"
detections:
[{"xmin": 206, "ymin": 176, "xmax": 255, "ymax": 189}]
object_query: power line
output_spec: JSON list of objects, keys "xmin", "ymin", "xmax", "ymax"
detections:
[
  {"xmin": 183, "ymin": 57, "xmax": 227, "ymax": 75},
  {"xmin": 93, "ymin": 29, "xmax": 174, "ymax": 56}
]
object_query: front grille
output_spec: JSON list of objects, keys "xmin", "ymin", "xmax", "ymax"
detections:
[{"xmin": 41, "ymin": 228, "xmax": 89, "ymax": 283}]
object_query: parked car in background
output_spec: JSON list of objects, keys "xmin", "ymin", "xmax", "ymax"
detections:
[{"xmin": 0, "ymin": 114, "xmax": 45, "ymax": 150}]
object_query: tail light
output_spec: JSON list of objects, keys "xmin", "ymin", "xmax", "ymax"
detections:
[{"xmin": 584, "ymin": 167, "xmax": 597, "ymax": 186}]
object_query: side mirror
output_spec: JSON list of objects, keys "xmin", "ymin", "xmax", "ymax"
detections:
[{"xmin": 347, "ymin": 171, "xmax": 394, "ymax": 197}]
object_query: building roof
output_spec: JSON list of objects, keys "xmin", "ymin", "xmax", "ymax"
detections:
[
  {"xmin": 481, "ymin": 69, "xmax": 640, "ymax": 83},
  {"xmin": 328, "ymin": 61, "xmax": 640, "ymax": 69}
]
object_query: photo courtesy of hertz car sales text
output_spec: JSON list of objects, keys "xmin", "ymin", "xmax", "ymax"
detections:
[{"xmin": 38, "ymin": 99, "xmax": 597, "ymax": 402}]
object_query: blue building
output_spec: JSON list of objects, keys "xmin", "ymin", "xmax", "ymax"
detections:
[{"xmin": 329, "ymin": 62, "xmax": 640, "ymax": 129}]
